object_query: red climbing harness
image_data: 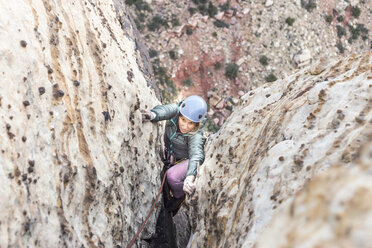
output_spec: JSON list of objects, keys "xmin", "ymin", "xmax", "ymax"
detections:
[{"xmin": 127, "ymin": 170, "xmax": 168, "ymax": 248}]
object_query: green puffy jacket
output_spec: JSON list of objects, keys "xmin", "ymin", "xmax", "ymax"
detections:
[{"xmin": 151, "ymin": 102, "xmax": 206, "ymax": 177}]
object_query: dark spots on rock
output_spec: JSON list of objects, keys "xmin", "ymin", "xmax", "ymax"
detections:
[
  {"xmin": 7, "ymin": 131, "xmax": 15, "ymax": 139},
  {"xmin": 93, "ymin": 167, "xmax": 97, "ymax": 176},
  {"xmin": 22, "ymin": 174, "xmax": 27, "ymax": 181},
  {"xmin": 60, "ymin": 223, "xmax": 67, "ymax": 235},
  {"xmin": 22, "ymin": 136, "xmax": 27, "ymax": 142},
  {"xmin": 119, "ymin": 167, "xmax": 124, "ymax": 173},
  {"xmin": 28, "ymin": 161, "xmax": 35, "ymax": 167},
  {"xmin": 337, "ymin": 110, "xmax": 345, "ymax": 120},
  {"xmin": 331, "ymin": 119, "xmax": 340, "ymax": 129},
  {"xmin": 265, "ymin": 94, "xmax": 271, "ymax": 98},
  {"xmin": 27, "ymin": 114, "xmax": 31, "ymax": 120},
  {"xmin": 63, "ymin": 173, "xmax": 70, "ymax": 184},
  {"xmin": 23, "ymin": 211, "xmax": 27, "ymax": 216},
  {"xmin": 318, "ymin": 89, "xmax": 326, "ymax": 100},
  {"xmin": 355, "ymin": 115, "xmax": 364, "ymax": 124},
  {"xmin": 49, "ymin": 111, "xmax": 53, "ymax": 116},
  {"xmin": 20, "ymin": 40, "xmax": 27, "ymax": 47},
  {"xmin": 306, "ymin": 165, "xmax": 311, "ymax": 171},
  {"xmin": 33, "ymin": 179, "xmax": 37, "ymax": 184},
  {"xmin": 73, "ymin": 80, "xmax": 80, "ymax": 87},
  {"xmin": 102, "ymin": 111, "xmax": 111, "ymax": 122},
  {"xmin": 14, "ymin": 167, "xmax": 21, "ymax": 177},
  {"xmin": 23, "ymin": 100, "xmax": 30, "ymax": 107},
  {"xmin": 307, "ymin": 112, "xmax": 315, "ymax": 121},
  {"xmin": 279, "ymin": 156, "xmax": 284, "ymax": 161},
  {"xmin": 249, "ymin": 92, "xmax": 254, "ymax": 96},
  {"xmin": 52, "ymin": 84, "xmax": 64, "ymax": 99},
  {"xmin": 23, "ymin": 77, "xmax": 27, "ymax": 82},
  {"xmin": 293, "ymin": 155, "xmax": 304, "ymax": 170},
  {"xmin": 39, "ymin": 87, "xmax": 46, "ymax": 95},
  {"xmin": 127, "ymin": 71, "xmax": 134, "ymax": 82},
  {"xmin": 129, "ymin": 111, "xmax": 135, "ymax": 125},
  {"xmin": 228, "ymin": 147, "xmax": 234, "ymax": 157},
  {"xmin": 27, "ymin": 167, "xmax": 34, "ymax": 173},
  {"xmin": 216, "ymin": 154, "xmax": 222, "ymax": 160},
  {"xmin": 23, "ymin": 218, "xmax": 31, "ymax": 235},
  {"xmin": 8, "ymin": 173, "xmax": 14, "ymax": 179},
  {"xmin": 8, "ymin": 104, "xmax": 11, "ymax": 109},
  {"xmin": 46, "ymin": 65, "xmax": 53, "ymax": 74},
  {"xmin": 108, "ymin": 84, "xmax": 112, "ymax": 90},
  {"xmin": 6, "ymin": 123, "xmax": 11, "ymax": 130},
  {"xmin": 102, "ymin": 42, "xmax": 107, "ymax": 48}
]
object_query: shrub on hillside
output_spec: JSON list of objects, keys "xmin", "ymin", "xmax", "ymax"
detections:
[
  {"xmin": 259, "ymin": 55, "xmax": 269, "ymax": 66},
  {"xmin": 351, "ymin": 6, "xmax": 361, "ymax": 18},
  {"xmin": 285, "ymin": 17, "xmax": 295, "ymax": 26},
  {"xmin": 225, "ymin": 63, "xmax": 239, "ymax": 79},
  {"xmin": 265, "ymin": 73, "xmax": 277, "ymax": 82}
]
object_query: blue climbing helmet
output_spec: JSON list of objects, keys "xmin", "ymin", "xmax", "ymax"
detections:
[{"xmin": 179, "ymin": 95, "xmax": 207, "ymax": 123}]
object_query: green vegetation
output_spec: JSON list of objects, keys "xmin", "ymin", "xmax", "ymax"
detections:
[
  {"xmin": 149, "ymin": 49, "xmax": 158, "ymax": 58},
  {"xmin": 182, "ymin": 78, "xmax": 194, "ymax": 87},
  {"xmin": 265, "ymin": 73, "xmax": 277, "ymax": 82},
  {"xmin": 134, "ymin": 19, "xmax": 144, "ymax": 31},
  {"xmin": 198, "ymin": 4, "xmax": 207, "ymax": 15},
  {"xmin": 147, "ymin": 15, "xmax": 168, "ymax": 31},
  {"xmin": 152, "ymin": 60, "xmax": 177, "ymax": 102},
  {"xmin": 351, "ymin": 6, "xmax": 361, "ymax": 18},
  {"xmin": 285, "ymin": 17, "xmax": 295, "ymax": 26},
  {"xmin": 204, "ymin": 116, "xmax": 220, "ymax": 133},
  {"xmin": 348, "ymin": 23, "xmax": 369, "ymax": 42},
  {"xmin": 301, "ymin": 0, "xmax": 316, "ymax": 12},
  {"xmin": 214, "ymin": 62, "xmax": 222, "ymax": 70},
  {"xmin": 171, "ymin": 15, "xmax": 180, "ymax": 27},
  {"xmin": 186, "ymin": 28, "xmax": 193, "ymax": 35},
  {"xmin": 212, "ymin": 31, "xmax": 218, "ymax": 38},
  {"xmin": 188, "ymin": 7, "xmax": 197, "ymax": 16},
  {"xmin": 208, "ymin": 2, "xmax": 218, "ymax": 17},
  {"xmin": 325, "ymin": 15, "xmax": 333, "ymax": 24},
  {"xmin": 336, "ymin": 25, "xmax": 346, "ymax": 37},
  {"xmin": 259, "ymin": 55, "xmax": 269, "ymax": 66},
  {"xmin": 225, "ymin": 63, "xmax": 239, "ymax": 79},
  {"xmin": 219, "ymin": 2, "xmax": 230, "ymax": 11},
  {"xmin": 337, "ymin": 15, "xmax": 344, "ymax": 22},
  {"xmin": 336, "ymin": 42, "xmax": 344, "ymax": 53},
  {"xmin": 125, "ymin": 0, "xmax": 152, "ymax": 12},
  {"xmin": 169, "ymin": 50, "xmax": 177, "ymax": 60},
  {"xmin": 213, "ymin": 20, "xmax": 229, "ymax": 28}
]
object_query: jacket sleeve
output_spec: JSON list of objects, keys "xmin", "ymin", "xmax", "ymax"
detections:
[
  {"xmin": 150, "ymin": 103, "xmax": 179, "ymax": 122},
  {"xmin": 186, "ymin": 129, "xmax": 206, "ymax": 177}
]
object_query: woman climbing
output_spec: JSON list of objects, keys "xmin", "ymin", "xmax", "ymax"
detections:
[{"xmin": 140, "ymin": 95, "xmax": 207, "ymax": 215}]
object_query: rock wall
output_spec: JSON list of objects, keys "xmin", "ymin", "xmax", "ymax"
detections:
[
  {"xmin": 0, "ymin": 0, "xmax": 163, "ymax": 247},
  {"xmin": 189, "ymin": 53, "xmax": 372, "ymax": 247}
]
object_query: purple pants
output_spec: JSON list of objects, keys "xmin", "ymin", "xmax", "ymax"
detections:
[{"xmin": 167, "ymin": 159, "xmax": 189, "ymax": 198}]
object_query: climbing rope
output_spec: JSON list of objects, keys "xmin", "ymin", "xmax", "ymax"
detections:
[{"xmin": 127, "ymin": 170, "xmax": 168, "ymax": 248}]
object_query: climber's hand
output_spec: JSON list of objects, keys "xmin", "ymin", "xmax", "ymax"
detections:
[
  {"xmin": 183, "ymin": 175, "xmax": 195, "ymax": 195},
  {"xmin": 140, "ymin": 109, "xmax": 156, "ymax": 122}
]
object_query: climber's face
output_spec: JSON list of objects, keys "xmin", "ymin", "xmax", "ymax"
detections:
[{"xmin": 178, "ymin": 115, "xmax": 197, "ymax": 133}]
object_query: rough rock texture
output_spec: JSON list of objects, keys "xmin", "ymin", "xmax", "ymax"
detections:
[
  {"xmin": 0, "ymin": 0, "xmax": 163, "ymax": 247},
  {"xmin": 188, "ymin": 53, "xmax": 372, "ymax": 247},
  {"xmin": 257, "ymin": 151, "xmax": 372, "ymax": 247}
]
